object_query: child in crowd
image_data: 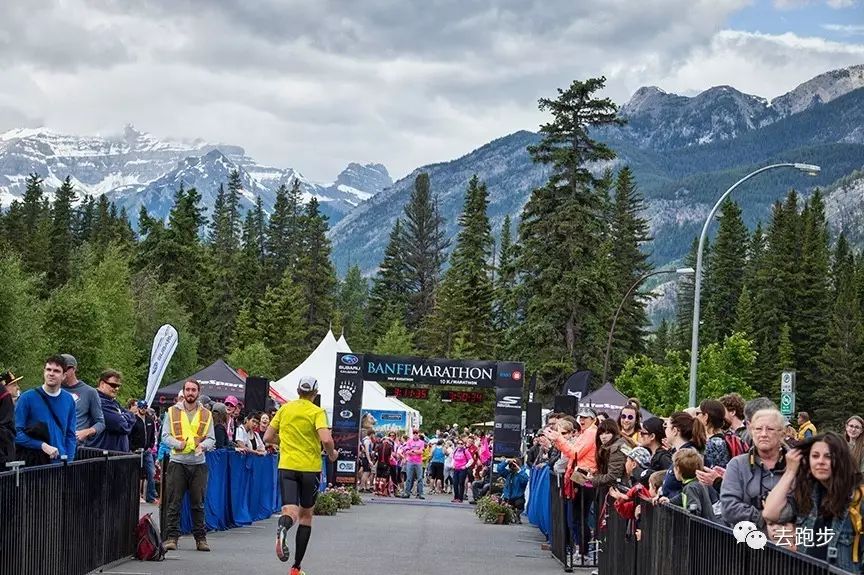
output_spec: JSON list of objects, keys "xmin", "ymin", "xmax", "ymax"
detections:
[{"xmin": 660, "ymin": 448, "xmax": 718, "ymax": 522}]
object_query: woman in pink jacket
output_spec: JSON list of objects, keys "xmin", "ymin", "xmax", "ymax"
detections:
[{"xmin": 451, "ymin": 438, "xmax": 474, "ymax": 502}]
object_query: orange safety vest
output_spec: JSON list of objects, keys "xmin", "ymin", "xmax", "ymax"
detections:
[{"xmin": 168, "ymin": 405, "xmax": 212, "ymax": 454}]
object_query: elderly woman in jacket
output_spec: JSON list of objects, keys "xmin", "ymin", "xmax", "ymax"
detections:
[{"xmin": 720, "ymin": 409, "xmax": 788, "ymax": 533}]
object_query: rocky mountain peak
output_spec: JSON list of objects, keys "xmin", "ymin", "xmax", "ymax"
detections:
[{"xmin": 771, "ymin": 64, "xmax": 864, "ymax": 116}]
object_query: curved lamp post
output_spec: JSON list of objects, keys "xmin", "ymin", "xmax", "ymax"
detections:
[
  {"xmin": 602, "ymin": 267, "xmax": 695, "ymax": 385},
  {"xmin": 687, "ymin": 162, "xmax": 821, "ymax": 407}
]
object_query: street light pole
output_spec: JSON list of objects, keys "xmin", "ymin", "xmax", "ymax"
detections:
[
  {"xmin": 602, "ymin": 267, "xmax": 695, "ymax": 385},
  {"xmin": 687, "ymin": 162, "xmax": 821, "ymax": 407}
]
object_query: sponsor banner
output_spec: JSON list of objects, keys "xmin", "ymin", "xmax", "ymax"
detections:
[
  {"xmin": 334, "ymin": 353, "xmax": 365, "ymax": 485},
  {"xmin": 361, "ymin": 409, "xmax": 408, "ymax": 433},
  {"xmin": 493, "ymin": 361, "xmax": 525, "ymax": 458},
  {"xmin": 144, "ymin": 324, "xmax": 179, "ymax": 408},
  {"xmin": 562, "ymin": 370, "xmax": 592, "ymax": 401},
  {"xmin": 363, "ymin": 353, "xmax": 497, "ymax": 388}
]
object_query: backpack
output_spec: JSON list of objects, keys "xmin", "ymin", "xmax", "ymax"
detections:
[
  {"xmin": 135, "ymin": 513, "xmax": 165, "ymax": 561},
  {"xmin": 723, "ymin": 430, "xmax": 749, "ymax": 458}
]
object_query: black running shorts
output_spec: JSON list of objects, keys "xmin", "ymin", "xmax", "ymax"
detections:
[{"xmin": 279, "ymin": 469, "xmax": 321, "ymax": 509}]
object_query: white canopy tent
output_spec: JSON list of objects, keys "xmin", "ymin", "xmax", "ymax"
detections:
[{"xmin": 270, "ymin": 331, "xmax": 421, "ymax": 430}]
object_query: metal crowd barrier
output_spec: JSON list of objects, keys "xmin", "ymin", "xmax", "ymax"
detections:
[
  {"xmin": 599, "ymin": 497, "xmax": 850, "ymax": 575},
  {"xmin": 0, "ymin": 449, "xmax": 141, "ymax": 575}
]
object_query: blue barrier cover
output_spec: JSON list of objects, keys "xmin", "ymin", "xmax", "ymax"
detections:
[
  {"xmin": 526, "ymin": 466, "xmax": 551, "ymax": 540},
  {"xmin": 180, "ymin": 449, "xmax": 281, "ymax": 534}
]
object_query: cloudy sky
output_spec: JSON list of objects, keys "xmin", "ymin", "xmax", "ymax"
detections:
[{"xmin": 1, "ymin": 0, "xmax": 862, "ymax": 182}]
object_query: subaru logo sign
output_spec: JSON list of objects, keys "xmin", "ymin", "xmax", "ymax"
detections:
[
  {"xmin": 340, "ymin": 410, "xmax": 353, "ymax": 419},
  {"xmin": 341, "ymin": 354, "xmax": 359, "ymax": 365}
]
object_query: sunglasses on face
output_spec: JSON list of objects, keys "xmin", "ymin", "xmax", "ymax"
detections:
[
  {"xmin": 104, "ymin": 380, "xmax": 121, "ymax": 389},
  {"xmin": 620, "ymin": 414, "xmax": 635, "ymax": 421}
]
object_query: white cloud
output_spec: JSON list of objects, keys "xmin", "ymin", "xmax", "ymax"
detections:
[
  {"xmin": 774, "ymin": 0, "xmax": 859, "ymax": 8},
  {"xmin": 823, "ymin": 23, "xmax": 864, "ymax": 34},
  {"xmin": 0, "ymin": 0, "xmax": 860, "ymax": 182}
]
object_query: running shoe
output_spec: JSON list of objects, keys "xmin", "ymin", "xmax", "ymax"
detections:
[
  {"xmin": 290, "ymin": 568, "xmax": 305, "ymax": 575},
  {"xmin": 276, "ymin": 525, "xmax": 291, "ymax": 563}
]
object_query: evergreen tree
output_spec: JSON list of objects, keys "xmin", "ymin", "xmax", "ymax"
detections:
[
  {"xmin": 230, "ymin": 299, "xmax": 260, "ymax": 352},
  {"xmin": 814, "ymin": 248, "xmax": 864, "ymax": 429},
  {"xmin": 296, "ymin": 198, "xmax": 337, "ymax": 341},
  {"xmin": 513, "ymin": 77, "xmax": 622, "ymax": 393},
  {"xmin": 266, "ymin": 180, "xmax": 304, "ymax": 284},
  {"xmin": 702, "ymin": 200, "xmax": 748, "ymax": 344},
  {"xmin": 424, "ymin": 175, "xmax": 495, "ymax": 358},
  {"xmin": 794, "ymin": 191, "xmax": 830, "ymax": 410},
  {"xmin": 237, "ymin": 201, "xmax": 266, "ymax": 302},
  {"xmin": 402, "ymin": 173, "xmax": 449, "ymax": 330},
  {"xmin": 47, "ymin": 176, "xmax": 77, "ymax": 290},
  {"xmin": 733, "ymin": 286, "xmax": 755, "ymax": 339},
  {"xmin": 674, "ymin": 238, "xmax": 704, "ymax": 351},
  {"xmin": 76, "ymin": 196, "xmax": 96, "ymax": 243},
  {"xmin": 337, "ymin": 265, "xmax": 370, "ymax": 351},
  {"xmin": 368, "ymin": 219, "xmax": 410, "ymax": 339},
  {"xmin": 257, "ymin": 272, "xmax": 309, "ymax": 374},
  {"xmin": 0, "ymin": 253, "xmax": 49, "ymax": 388},
  {"xmin": 19, "ymin": 174, "xmax": 50, "ymax": 279},
  {"xmin": 494, "ymin": 215, "xmax": 518, "ymax": 347},
  {"xmin": 375, "ymin": 318, "xmax": 417, "ymax": 356},
  {"xmin": 647, "ymin": 319, "xmax": 672, "ymax": 364},
  {"xmin": 605, "ymin": 166, "xmax": 652, "ymax": 378}
]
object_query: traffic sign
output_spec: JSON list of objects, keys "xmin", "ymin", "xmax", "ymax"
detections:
[
  {"xmin": 780, "ymin": 391, "xmax": 795, "ymax": 416},
  {"xmin": 781, "ymin": 371, "xmax": 796, "ymax": 393}
]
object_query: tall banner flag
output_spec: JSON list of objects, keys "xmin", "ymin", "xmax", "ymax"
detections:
[
  {"xmin": 562, "ymin": 370, "xmax": 592, "ymax": 400},
  {"xmin": 333, "ymin": 353, "xmax": 365, "ymax": 486},
  {"xmin": 493, "ymin": 361, "xmax": 525, "ymax": 458},
  {"xmin": 145, "ymin": 324, "xmax": 179, "ymax": 408}
]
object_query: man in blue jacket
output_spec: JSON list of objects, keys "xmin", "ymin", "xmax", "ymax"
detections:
[
  {"xmin": 92, "ymin": 370, "xmax": 136, "ymax": 452},
  {"xmin": 15, "ymin": 355, "xmax": 77, "ymax": 463},
  {"xmin": 497, "ymin": 456, "xmax": 529, "ymax": 523}
]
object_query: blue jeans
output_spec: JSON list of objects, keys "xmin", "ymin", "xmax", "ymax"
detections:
[
  {"xmin": 142, "ymin": 450, "xmax": 157, "ymax": 502},
  {"xmin": 405, "ymin": 462, "xmax": 424, "ymax": 497}
]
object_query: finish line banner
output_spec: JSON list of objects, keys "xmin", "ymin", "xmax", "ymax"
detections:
[
  {"xmin": 333, "ymin": 353, "xmax": 365, "ymax": 486},
  {"xmin": 493, "ymin": 361, "xmax": 525, "ymax": 458},
  {"xmin": 363, "ymin": 354, "xmax": 497, "ymax": 388}
]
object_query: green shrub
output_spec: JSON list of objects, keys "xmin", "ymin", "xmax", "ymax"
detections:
[
  {"xmin": 314, "ymin": 492, "xmax": 338, "ymax": 516},
  {"xmin": 474, "ymin": 495, "xmax": 516, "ymax": 524}
]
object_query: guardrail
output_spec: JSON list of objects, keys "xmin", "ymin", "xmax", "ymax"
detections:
[
  {"xmin": 600, "ymin": 497, "xmax": 848, "ymax": 575},
  {"xmin": 0, "ymin": 449, "xmax": 140, "ymax": 575}
]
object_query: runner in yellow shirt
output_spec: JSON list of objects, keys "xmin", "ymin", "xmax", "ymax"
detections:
[{"xmin": 264, "ymin": 376, "xmax": 338, "ymax": 575}]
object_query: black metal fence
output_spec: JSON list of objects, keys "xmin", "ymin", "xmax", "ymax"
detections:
[
  {"xmin": 0, "ymin": 449, "xmax": 141, "ymax": 575},
  {"xmin": 599, "ymin": 498, "xmax": 850, "ymax": 575},
  {"xmin": 549, "ymin": 472, "xmax": 574, "ymax": 571}
]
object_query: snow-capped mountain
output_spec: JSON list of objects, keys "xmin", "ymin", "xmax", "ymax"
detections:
[
  {"xmin": 608, "ymin": 64, "xmax": 864, "ymax": 150},
  {"xmin": 330, "ymin": 65, "xmax": 864, "ymax": 275},
  {"xmin": 0, "ymin": 124, "xmax": 390, "ymax": 226}
]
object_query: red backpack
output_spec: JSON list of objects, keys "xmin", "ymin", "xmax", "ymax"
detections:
[
  {"xmin": 135, "ymin": 513, "xmax": 165, "ymax": 561},
  {"xmin": 723, "ymin": 430, "xmax": 749, "ymax": 458}
]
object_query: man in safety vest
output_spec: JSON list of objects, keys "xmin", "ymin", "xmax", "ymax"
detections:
[
  {"xmin": 160, "ymin": 379, "xmax": 215, "ymax": 552},
  {"xmin": 797, "ymin": 411, "xmax": 817, "ymax": 442}
]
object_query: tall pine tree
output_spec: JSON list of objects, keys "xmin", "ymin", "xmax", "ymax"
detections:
[
  {"xmin": 296, "ymin": 197, "xmax": 337, "ymax": 341},
  {"xmin": 368, "ymin": 219, "xmax": 410, "ymax": 340},
  {"xmin": 402, "ymin": 173, "xmax": 449, "ymax": 331},
  {"xmin": 514, "ymin": 77, "xmax": 622, "ymax": 394},
  {"xmin": 47, "ymin": 176, "xmax": 77, "ymax": 290},
  {"xmin": 702, "ymin": 200, "xmax": 748, "ymax": 344}
]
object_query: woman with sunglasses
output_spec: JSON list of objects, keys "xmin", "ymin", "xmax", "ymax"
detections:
[
  {"xmin": 617, "ymin": 400, "xmax": 641, "ymax": 445},
  {"xmin": 845, "ymin": 416, "xmax": 864, "ymax": 473},
  {"xmin": 635, "ymin": 417, "xmax": 672, "ymax": 485},
  {"xmin": 658, "ymin": 411, "xmax": 706, "ymax": 501},
  {"xmin": 763, "ymin": 432, "xmax": 864, "ymax": 572}
]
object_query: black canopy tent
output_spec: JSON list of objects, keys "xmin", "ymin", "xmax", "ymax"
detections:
[
  {"xmin": 579, "ymin": 382, "xmax": 655, "ymax": 421},
  {"xmin": 153, "ymin": 359, "xmax": 246, "ymax": 407}
]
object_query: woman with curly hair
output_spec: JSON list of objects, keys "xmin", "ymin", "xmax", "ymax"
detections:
[{"xmin": 763, "ymin": 432, "xmax": 864, "ymax": 572}]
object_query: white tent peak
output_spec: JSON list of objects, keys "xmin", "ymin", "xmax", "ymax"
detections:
[{"xmin": 271, "ymin": 331, "xmax": 420, "ymax": 429}]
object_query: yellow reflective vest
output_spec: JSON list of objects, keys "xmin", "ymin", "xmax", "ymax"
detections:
[{"xmin": 168, "ymin": 405, "xmax": 212, "ymax": 454}]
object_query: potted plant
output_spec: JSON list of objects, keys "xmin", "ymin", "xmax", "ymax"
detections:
[
  {"xmin": 314, "ymin": 492, "xmax": 338, "ymax": 516},
  {"xmin": 474, "ymin": 495, "xmax": 515, "ymax": 525}
]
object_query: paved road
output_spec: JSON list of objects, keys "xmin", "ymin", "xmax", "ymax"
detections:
[{"xmin": 105, "ymin": 494, "xmax": 590, "ymax": 575}]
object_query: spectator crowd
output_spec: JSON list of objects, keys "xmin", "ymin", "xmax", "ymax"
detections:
[{"xmin": 530, "ymin": 394, "xmax": 864, "ymax": 574}]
